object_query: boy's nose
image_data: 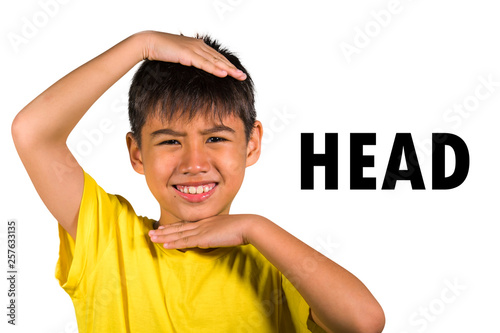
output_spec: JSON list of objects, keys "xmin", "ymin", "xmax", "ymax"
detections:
[{"xmin": 179, "ymin": 145, "xmax": 210, "ymax": 174}]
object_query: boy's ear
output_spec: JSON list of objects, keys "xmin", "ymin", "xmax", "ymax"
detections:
[
  {"xmin": 126, "ymin": 132, "xmax": 145, "ymax": 175},
  {"xmin": 246, "ymin": 121, "xmax": 263, "ymax": 167}
]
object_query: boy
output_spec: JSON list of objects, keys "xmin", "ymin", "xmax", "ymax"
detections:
[{"xmin": 12, "ymin": 31, "xmax": 384, "ymax": 332}]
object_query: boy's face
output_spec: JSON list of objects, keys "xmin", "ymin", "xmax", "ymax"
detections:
[{"xmin": 127, "ymin": 113, "xmax": 262, "ymax": 225}]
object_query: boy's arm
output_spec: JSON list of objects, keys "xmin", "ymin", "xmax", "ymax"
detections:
[
  {"xmin": 247, "ymin": 217, "xmax": 385, "ymax": 333},
  {"xmin": 11, "ymin": 31, "xmax": 246, "ymax": 240},
  {"xmin": 149, "ymin": 215, "xmax": 385, "ymax": 333}
]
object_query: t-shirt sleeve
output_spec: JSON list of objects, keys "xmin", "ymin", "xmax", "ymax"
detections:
[
  {"xmin": 55, "ymin": 171, "xmax": 123, "ymax": 297},
  {"xmin": 281, "ymin": 274, "xmax": 326, "ymax": 333}
]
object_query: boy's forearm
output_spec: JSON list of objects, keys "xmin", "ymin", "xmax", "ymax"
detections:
[
  {"xmin": 15, "ymin": 32, "xmax": 148, "ymax": 143},
  {"xmin": 246, "ymin": 217, "xmax": 385, "ymax": 333},
  {"xmin": 11, "ymin": 32, "xmax": 151, "ymax": 239}
]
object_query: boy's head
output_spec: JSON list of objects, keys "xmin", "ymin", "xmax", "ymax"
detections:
[
  {"xmin": 128, "ymin": 35, "xmax": 256, "ymax": 149},
  {"xmin": 126, "ymin": 35, "xmax": 262, "ymax": 224}
]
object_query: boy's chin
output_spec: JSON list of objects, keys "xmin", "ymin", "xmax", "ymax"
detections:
[{"xmin": 174, "ymin": 210, "xmax": 225, "ymax": 223}]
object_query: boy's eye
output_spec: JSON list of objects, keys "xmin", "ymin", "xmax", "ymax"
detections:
[
  {"xmin": 206, "ymin": 137, "xmax": 227, "ymax": 143},
  {"xmin": 159, "ymin": 139, "xmax": 180, "ymax": 145}
]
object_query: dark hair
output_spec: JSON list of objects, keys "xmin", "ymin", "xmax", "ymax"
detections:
[{"xmin": 128, "ymin": 35, "xmax": 255, "ymax": 148}]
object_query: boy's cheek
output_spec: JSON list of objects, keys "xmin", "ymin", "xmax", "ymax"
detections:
[
  {"xmin": 220, "ymin": 149, "xmax": 247, "ymax": 172},
  {"xmin": 147, "ymin": 157, "xmax": 176, "ymax": 178}
]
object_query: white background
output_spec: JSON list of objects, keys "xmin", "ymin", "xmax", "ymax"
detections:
[{"xmin": 1, "ymin": 0, "xmax": 499, "ymax": 332}]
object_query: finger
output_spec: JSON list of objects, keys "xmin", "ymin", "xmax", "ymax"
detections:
[
  {"xmin": 190, "ymin": 48, "xmax": 247, "ymax": 81},
  {"xmin": 201, "ymin": 50, "xmax": 247, "ymax": 81},
  {"xmin": 150, "ymin": 225, "xmax": 201, "ymax": 243},
  {"xmin": 182, "ymin": 51, "xmax": 229, "ymax": 78},
  {"xmin": 229, "ymin": 68, "xmax": 247, "ymax": 81},
  {"xmin": 164, "ymin": 235, "xmax": 196, "ymax": 249},
  {"xmin": 149, "ymin": 222, "xmax": 194, "ymax": 237},
  {"xmin": 163, "ymin": 234, "xmax": 212, "ymax": 249},
  {"xmin": 199, "ymin": 47, "xmax": 236, "ymax": 71},
  {"xmin": 151, "ymin": 229, "xmax": 192, "ymax": 244}
]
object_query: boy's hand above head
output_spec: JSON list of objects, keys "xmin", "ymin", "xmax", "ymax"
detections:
[{"xmin": 143, "ymin": 31, "xmax": 247, "ymax": 81}]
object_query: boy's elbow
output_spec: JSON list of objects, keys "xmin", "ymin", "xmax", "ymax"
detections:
[
  {"xmin": 12, "ymin": 111, "xmax": 47, "ymax": 149},
  {"xmin": 331, "ymin": 302, "xmax": 385, "ymax": 333},
  {"xmin": 11, "ymin": 113, "xmax": 27, "ymax": 147},
  {"xmin": 319, "ymin": 302, "xmax": 385, "ymax": 333},
  {"xmin": 354, "ymin": 303, "xmax": 385, "ymax": 333}
]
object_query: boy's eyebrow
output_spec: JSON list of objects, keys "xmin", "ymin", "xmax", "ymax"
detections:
[
  {"xmin": 150, "ymin": 128, "xmax": 186, "ymax": 137},
  {"xmin": 200, "ymin": 125, "xmax": 236, "ymax": 135},
  {"xmin": 150, "ymin": 125, "xmax": 235, "ymax": 137}
]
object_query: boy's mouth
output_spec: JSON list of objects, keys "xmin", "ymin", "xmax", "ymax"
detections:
[
  {"xmin": 173, "ymin": 183, "xmax": 218, "ymax": 203},
  {"xmin": 174, "ymin": 183, "xmax": 216, "ymax": 194}
]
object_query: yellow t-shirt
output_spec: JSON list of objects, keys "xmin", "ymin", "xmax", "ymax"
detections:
[{"xmin": 55, "ymin": 172, "xmax": 324, "ymax": 332}]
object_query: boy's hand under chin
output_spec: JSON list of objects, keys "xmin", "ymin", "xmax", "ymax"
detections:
[
  {"xmin": 148, "ymin": 214, "xmax": 264, "ymax": 249},
  {"xmin": 149, "ymin": 213, "xmax": 385, "ymax": 332}
]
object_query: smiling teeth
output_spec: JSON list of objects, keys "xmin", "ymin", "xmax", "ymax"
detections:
[{"xmin": 177, "ymin": 184, "xmax": 215, "ymax": 194}]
